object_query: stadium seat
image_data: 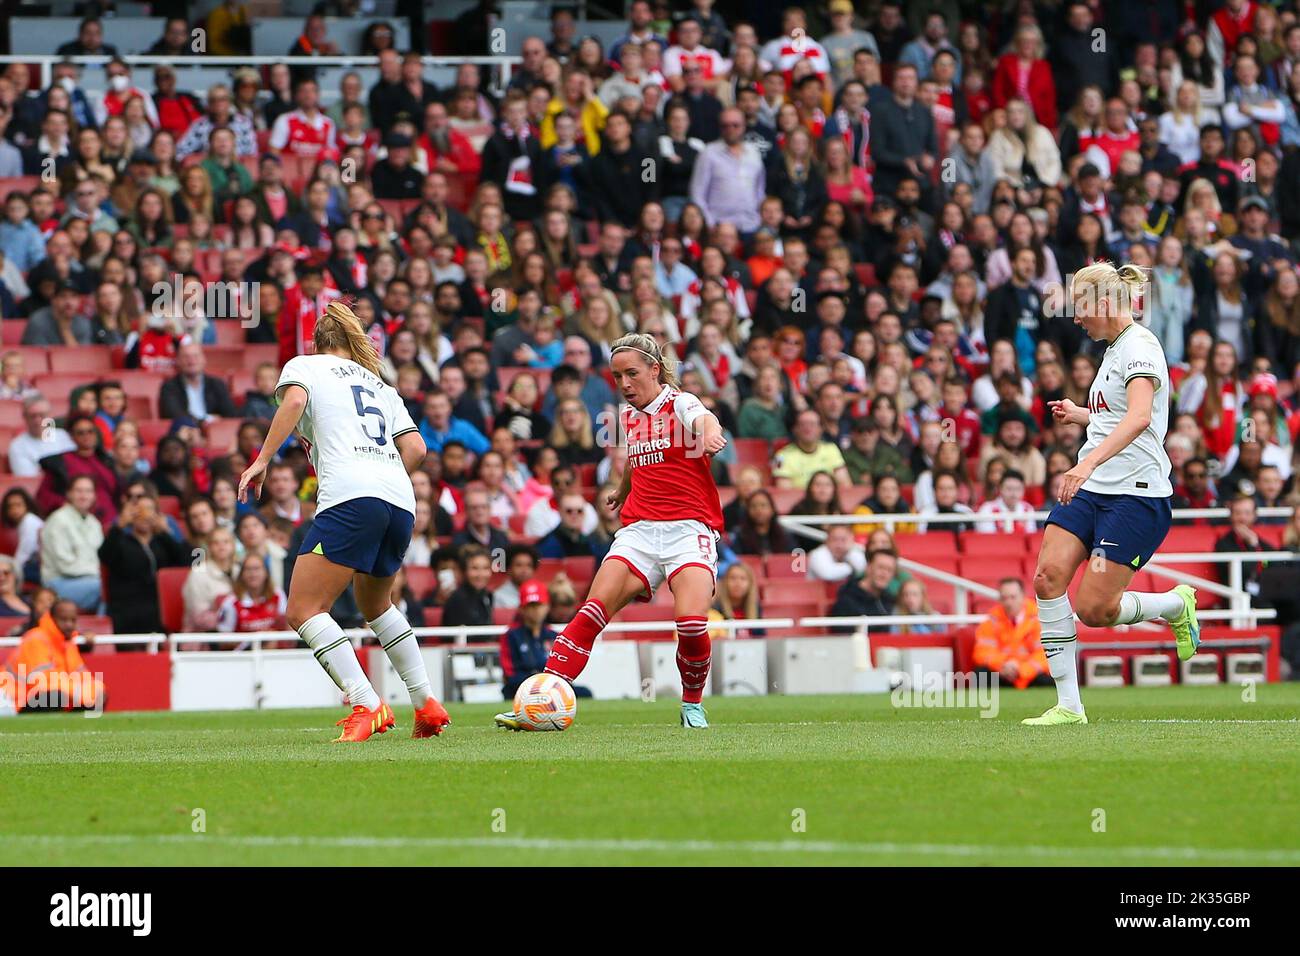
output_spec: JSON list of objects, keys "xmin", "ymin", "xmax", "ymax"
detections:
[
  {"xmin": 76, "ymin": 615, "xmax": 114, "ymax": 635},
  {"xmin": 731, "ymin": 438, "xmax": 771, "ymax": 471},
  {"xmin": 0, "ymin": 402, "xmax": 24, "ymax": 429},
  {"xmin": 156, "ymin": 567, "xmax": 190, "ymax": 633},
  {"xmin": 158, "ymin": 496, "xmax": 182, "ymax": 520},
  {"xmin": 10, "ymin": 347, "xmax": 50, "ymax": 375},
  {"xmin": 1, "ymin": 322, "xmax": 26, "ymax": 345},
  {"xmin": 213, "ymin": 321, "xmax": 246, "ymax": 347},
  {"xmin": 1163, "ymin": 526, "xmax": 1220, "ymax": 553},
  {"xmin": 960, "ymin": 533, "xmax": 1031, "ymax": 557},
  {"xmin": 893, "ymin": 532, "xmax": 959, "ymax": 560},
  {"xmin": 0, "ymin": 525, "xmax": 17, "ymax": 555},
  {"xmin": 491, "ymin": 607, "xmax": 517, "ymax": 626},
  {"xmin": 2, "ymin": 476, "xmax": 42, "ymax": 499},
  {"xmin": 0, "ymin": 175, "xmax": 40, "ymax": 202},
  {"xmin": 48, "ymin": 347, "xmax": 114, "ymax": 375},
  {"xmin": 404, "ymin": 565, "xmax": 435, "ymax": 601}
]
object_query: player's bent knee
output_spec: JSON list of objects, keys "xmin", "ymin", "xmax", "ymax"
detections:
[
  {"xmin": 1033, "ymin": 565, "xmax": 1067, "ymax": 600},
  {"xmin": 1076, "ymin": 599, "xmax": 1117, "ymax": 628}
]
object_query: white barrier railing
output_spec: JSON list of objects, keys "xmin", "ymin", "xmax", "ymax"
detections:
[
  {"xmin": 0, "ymin": 604, "xmax": 1272, "ymax": 651},
  {"xmin": 0, "ymin": 54, "xmax": 523, "ymax": 94}
]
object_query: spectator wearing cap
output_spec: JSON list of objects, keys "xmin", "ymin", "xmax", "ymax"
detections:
[
  {"xmin": 159, "ymin": 343, "xmax": 238, "ymax": 423},
  {"xmin": 1231, "ymin": 196, "xmax": 1290, "ymax": 280},
  {"xmin": 371, "ymin": 132, "xmax": 423, "ymax": 200},
  {"xmin": 822, "ymin": 0, "xmax": 880, "ymax": 88},
  {"xmin": 499, "ymin": 579, "xmax": 560, "ymax": 698},
  {"xmin": 22, "ymin": 280, "xmax": 90, "ymax": 346},
  {"xmin": 175, "ymin": 84, "xmax": 257, "ymax": 159}
]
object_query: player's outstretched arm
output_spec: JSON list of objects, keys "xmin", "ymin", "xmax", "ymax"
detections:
[
  {"xmin": 1058, "ymin": 378, "xmax": 1155, "ymax": 505},
  {"xmin": 693, "ymin": 412, "xmax": 728, "ymax": 456},
  {"xmin": 238, "ymin": 384, "xmax": 308, "ymax": 503},
  {"xmin": 1048, "ymin": 398, "xmax": 1090, "ymax": 428}
]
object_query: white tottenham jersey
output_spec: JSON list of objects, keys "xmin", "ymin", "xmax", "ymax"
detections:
[
  {"xmin": 1079, "ymin": 323, "xmax": 1173, "ymax": 498},
  {"xmin": 276, "ymin": 354, "xmax": 418, "ymax": 515}
]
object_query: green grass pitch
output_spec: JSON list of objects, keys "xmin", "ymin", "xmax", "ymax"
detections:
[{"xmin": 2, "ymin": 685, "xmax": 1297, "ymax": 866}]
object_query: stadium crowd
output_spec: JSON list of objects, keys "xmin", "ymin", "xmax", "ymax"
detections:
[{"xmin": 1, "ymin": 2, "xmax": 1300, "ymax": 676}]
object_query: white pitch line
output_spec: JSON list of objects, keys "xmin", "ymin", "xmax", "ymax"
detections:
[{"xmin": 4, "ymin": 833, "xmax": 1298, "ymax": 863}]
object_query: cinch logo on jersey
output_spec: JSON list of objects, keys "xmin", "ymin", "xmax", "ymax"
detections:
[{"xmin": 49, "ymin": 886, "xmax": 151, "ymax": 936}]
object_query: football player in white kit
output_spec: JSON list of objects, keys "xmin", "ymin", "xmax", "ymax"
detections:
[
  {"xmin": 1026, "ymin": 263, "xmax": 1200, "ymax": 726},
  {"xmin": 238, "ymin": 301, "xmax": 451, "ymax": 742}
]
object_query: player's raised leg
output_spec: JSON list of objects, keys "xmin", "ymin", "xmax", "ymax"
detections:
[
  {"xmin": 287, "ymin": 552, "xmax": 395, "ymax": 742},
  {"xmin": 1024, "ymin": 525, "xmax": 1090, "ymax": 725},
  {"xmin": 494, "ymin": 558, "xmax": 646, "ymax": 729},
  {"xmin": 354, "ymin": 571, "xmax": 450, "ymax": 738},
  {"xmin": 669, "ymin": 565, "xmax": 715, "ymax": 728}
]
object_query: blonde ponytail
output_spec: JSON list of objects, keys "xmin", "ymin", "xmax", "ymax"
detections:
[
  {"xmin": 1072, "ymin": 261, "xmax": 1149, "ymax": 317},
  {"xmin": 314, "ymin": 299, "xmax": 384, "ymax": 378},
  {"xmin": 611, "ymin": 332, "xmax": 679, "ymax": 386}
]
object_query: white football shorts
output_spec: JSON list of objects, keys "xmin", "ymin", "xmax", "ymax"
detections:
[{"xmin": 604, "ymin": 519, "xmax": 719, "ymax": 602}]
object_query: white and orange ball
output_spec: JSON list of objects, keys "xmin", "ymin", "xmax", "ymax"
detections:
[{"xmin": 514, "ymin": 674, "xmax": 577, "ymax": 731}]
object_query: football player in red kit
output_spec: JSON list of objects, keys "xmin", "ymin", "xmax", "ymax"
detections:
[{"xmin": 496, "ymin": 332, "xmax": 728, "ymax": 729}]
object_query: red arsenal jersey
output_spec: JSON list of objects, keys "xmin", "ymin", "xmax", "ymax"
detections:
[
  {"xmin": 620, "ymin": 385, "xmax": 724, "ymax": 533},
  {"xmin": 269, "ymin": 109, "xmax": 337, "ymax": 159}
]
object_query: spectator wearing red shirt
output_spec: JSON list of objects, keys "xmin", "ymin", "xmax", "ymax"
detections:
[
  {"xmin": 991, "ymin": 24, "xmax": 1057, "ymax": 131},
  {"xmin": 36, "ymin": 414, "xmax": 121, "ymax": 527}
]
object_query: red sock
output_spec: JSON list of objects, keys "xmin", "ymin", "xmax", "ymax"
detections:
[
  {"xmin": 675, "ymin": 616, "xmax": 711, "ymax": 704},
  {"xmin": 543, "ymin": 599, "xmax": 608, "ymax": 683}
]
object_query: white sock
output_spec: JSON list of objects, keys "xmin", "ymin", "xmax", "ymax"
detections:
[
  {"xmin": 368, "ymin": 604, "xmax": 431, "ymax": 708},
  {"xmin": 1110, "ymin": 591, "xmax": 1187, "ymax": 626},
  {"xmin": 298, "ymin": 612, "xmax": 380, "ymax": 710},
  {"xmin": 1037, "ymin": 593, "xmax": 1083, "ymax": 714}
]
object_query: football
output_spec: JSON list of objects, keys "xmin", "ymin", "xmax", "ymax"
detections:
[{"xmin": 513, "ymin": 674, "xmax": 577, "ymax": 731}]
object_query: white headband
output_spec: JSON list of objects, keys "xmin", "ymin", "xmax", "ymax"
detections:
[{"xmin": 611, "ymin": 345, "xmax": 660, "ymax": 363}]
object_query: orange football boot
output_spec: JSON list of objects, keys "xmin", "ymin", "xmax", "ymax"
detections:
[
  {"xmin": 412, "ymin": 697, "xmax": 452, "ymax": 738},
  {"xmin": 333, "ymin": 701, "xmax": 396, "ymax": 742}
]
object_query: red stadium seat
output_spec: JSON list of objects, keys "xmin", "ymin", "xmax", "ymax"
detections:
[
  {"xmin": 1163, "ymin": 526, "xmax": 1221, "ymax": 553},
  {"xmin": 158, "ymin": 496, "xmax": 182, "ymax": 520},
  {"xmin": 213, "ymin": 321, "xmax": 245, "ymax": 347},
  {"xmin": 126, "ymin": 395, "xmax": 157, "ymax": 421},
  {"xmin": 75, "ymin": 615, "xmax": 114, "ymax": 635},
  {"xmin": 156, "ymin": 566, "xmax": 190, "ymax": 633},
  {"xmin": 0, "ymin": 402, "xmax": 24, "ymax": 429},
  {"xmin": 0, "ymin": 524, "xmax": 17, "ymax": 555},
  {"xmin": 960, "ymin": 533, "xmax": 1032, "ymax": 556},
  {"xmin": 48, "ymin": 347, "xmax": 114, "ymax": 374},
  {"xmin": 853, "ymin": 263, "xmax": 876, "ymax": 287},
  {"xmin": 731, "ymin": 438, "xmax": 771, "ymax": 470},
  {"xmin": 1, "ymin": 322, "xmax": 26, "ymax": 345},
  {"xmin": 403, "ymin": 565, "xmax": 435, "ymax": 601},
  {"xmin": 2, "ymin": 476, "xmax": 42, "ymax": 500},
  {"xmin": 0, "ymin": 177, "xmax": 40, "ymax": 202},
  {"xmin": 136, "ymin": 419, "xmax": 173, "ymax": 444},
  {"xmin": 492, "ymin": 607, "xmax": 517, "ymax": 626},
  {"xmin": 8, "ymin": 347, "xmax": 50, "ymax": 375}
]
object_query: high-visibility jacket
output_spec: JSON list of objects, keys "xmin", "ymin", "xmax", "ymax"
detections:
[
  {"xmin": 973, "ymin": 600, "xmax": 1049, "ymax": 689},
  {"xmin": 1, "ymin": 612, "xmax": 101, "ymax": 711}
]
